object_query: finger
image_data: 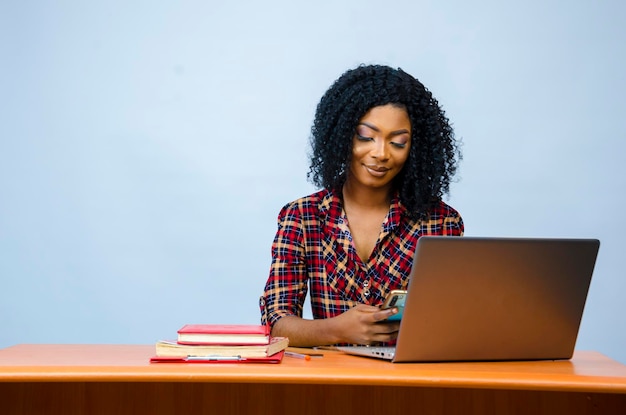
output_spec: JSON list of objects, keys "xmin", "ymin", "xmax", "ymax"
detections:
[
  {"xmin": 354, "ymin": 303, "xmax": 382, "ymax": 313},
  {"xmin": 371, "ymin": 330, "xmax": 399, "ymax": 344},
  {"xmin": 374, "ymin": 321, "xmax": 401, "ymax": 334},
  {"xmin": 372, "ymin": 307, "xmax": 398, "ymax": 322}
]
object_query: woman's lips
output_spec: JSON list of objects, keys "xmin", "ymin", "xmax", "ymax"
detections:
[{"xmin": 364, "ymin": 165, "xmax": 390, "ymax": 177}]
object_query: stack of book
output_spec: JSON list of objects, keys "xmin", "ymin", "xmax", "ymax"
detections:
[{"xmin": 150, "ymin": 324, "xmax": 288, "ymax": 363}]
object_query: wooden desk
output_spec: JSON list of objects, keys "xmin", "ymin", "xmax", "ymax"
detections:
[{"xmin": 1, "ymin": 344, "xmax": 625, "ymax": 414}]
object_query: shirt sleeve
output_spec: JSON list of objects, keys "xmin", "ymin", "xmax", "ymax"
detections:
[
  {"xmin": 259, "ymin": 202, "xmax": 310, "ymax": 328},
  {"xmin": 422, "ymin": 201, "xmax": 465, "ymax": 236},
  {"xmin": 442, "ymin": 205, "xmax": 464, "ymax": 236}
]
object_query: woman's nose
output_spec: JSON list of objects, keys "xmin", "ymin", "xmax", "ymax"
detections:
[{"xmin": 371, "ymin": 141, "xmax": 390, "ymax": 161}]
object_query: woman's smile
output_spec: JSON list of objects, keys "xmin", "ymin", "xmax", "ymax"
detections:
[
  {"xmin": 347, "ymin": 104, "xmax": 412, "ymax": 191},
  {"xmin": 363, "ymin": 164, "xmax": 391, "ymax": 177}
]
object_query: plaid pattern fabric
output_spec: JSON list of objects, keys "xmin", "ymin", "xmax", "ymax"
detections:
[{"xmin": 260, "ymin": 188, "xmax": 464, "ymax": 328}]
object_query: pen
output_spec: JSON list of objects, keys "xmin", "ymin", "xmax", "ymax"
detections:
[
  {"xmin": 284, "ymin": 351, "xmax": 311, "ymax": 361},
  {"xmin": 186, "ymin": 355, "xmax": 243, "ymax": 361}
]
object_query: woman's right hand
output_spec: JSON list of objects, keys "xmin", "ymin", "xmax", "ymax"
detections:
[{"xmin": 329, "ymin": 304, "xmax": 400, "ymax": 345}]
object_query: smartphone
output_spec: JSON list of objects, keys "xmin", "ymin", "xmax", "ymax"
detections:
[{"xmin": 380, "ymin": 289, "xmax": 407, "ymax": 321}]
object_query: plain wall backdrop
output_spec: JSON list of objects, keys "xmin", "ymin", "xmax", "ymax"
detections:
[{"xmin": 1, "ymin": 1, "xmax": 625, "ymax": 363}]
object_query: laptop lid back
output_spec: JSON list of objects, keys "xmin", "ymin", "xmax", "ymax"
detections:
[{"xmin": 393, "ymin": 237, "xmax": 599, "ymax": 363}]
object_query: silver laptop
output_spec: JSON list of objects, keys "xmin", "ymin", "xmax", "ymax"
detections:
[{"xmin": 337, "ymin": 236, "xmax": 600, "ymax": 363}]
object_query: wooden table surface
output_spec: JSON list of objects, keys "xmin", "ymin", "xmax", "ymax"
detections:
[{"xmin": 1, "ymin": 344, "xmax": 626, "ymax": 393}]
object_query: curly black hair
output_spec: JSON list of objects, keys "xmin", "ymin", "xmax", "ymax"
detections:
[{"xmin": 307, "ymin": 64, "xmax": 461, "ymax": 219}]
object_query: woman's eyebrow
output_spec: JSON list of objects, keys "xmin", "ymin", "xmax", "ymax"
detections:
[
  {"xmin": 358, "ymin": 122, "xmax": 380, "ymax": 132},
  {"xmin": 358, "ymin": 122, "xmax": 410, "ymax": 136}
]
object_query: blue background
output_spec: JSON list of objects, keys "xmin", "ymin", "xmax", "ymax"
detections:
[{"xmin": 1, "ymin": 1, "xmax": 624, "ymax": 363}]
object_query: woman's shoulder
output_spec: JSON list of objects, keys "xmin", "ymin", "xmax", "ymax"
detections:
[
  {"xmin": 277, "ymin": 189, "xmax": 336, "ymax": 217},
  {"xmin": 281, "ymin": 189, "xmax": 334, "ymax": 210},
  {"xmin": 430, "ymin": 200, "xmax": 462, "ymax": 219},
  {"xmin": 421, "ymin": 200, "xmax": 464, "ymax": 235}
]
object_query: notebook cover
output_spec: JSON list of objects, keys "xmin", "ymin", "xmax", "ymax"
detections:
[
  {"xmin": 177, "ymin": 324, "xmax": 271, "ymax": 345},
  {"xmin": 177, "ymin": 324, "xmax": 269, "ymax": 335}
]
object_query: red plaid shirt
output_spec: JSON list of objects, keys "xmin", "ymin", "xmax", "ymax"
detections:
[{"xmin": 260, "ymin": 188, "xmax": 464, "ymax": 328}]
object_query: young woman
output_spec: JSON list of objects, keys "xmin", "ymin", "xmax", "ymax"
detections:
[{"xmin": 260, "ymin": 64, "xmax": 464, "ymax": 347}]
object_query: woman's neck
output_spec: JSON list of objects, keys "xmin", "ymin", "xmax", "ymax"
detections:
[
  {"xmin": 341, "ymin": 180, "xmax": 393, "ymax": 263},
  {"xmin": 342, "ymin": 180, "xmax": 393, "ymax": 210}
]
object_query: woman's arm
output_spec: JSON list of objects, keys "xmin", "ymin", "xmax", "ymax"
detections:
[{"xmin": 272, "ymin": 304, "xmax": 399, "ymax": 347}]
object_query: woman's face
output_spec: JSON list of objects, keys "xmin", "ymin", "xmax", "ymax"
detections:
[{"xmin": 346, "ymin": 104, "xmax": 412, "ymax": 191}]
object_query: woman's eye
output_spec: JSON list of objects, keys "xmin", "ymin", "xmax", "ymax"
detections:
[
  {"xmin": 356, "ymin": 134, "xmax": 373, "ymax": 141},
  {"xmin": 391, "ymin": 141, "xmax": 407, "ymax": 148}
]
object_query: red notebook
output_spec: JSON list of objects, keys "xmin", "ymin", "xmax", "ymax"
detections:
[
  {"xmin": 150, "ymin": 351, "xmax": 284, "ymax": 364},
  {"xmin": 177, "ymin": 324, "xmax": 270, "ymax": 345}
]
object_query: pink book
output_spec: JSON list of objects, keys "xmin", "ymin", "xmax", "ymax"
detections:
[{"xmin": 177, "ymin": 324, "xmax": 270, "ymax": 345}]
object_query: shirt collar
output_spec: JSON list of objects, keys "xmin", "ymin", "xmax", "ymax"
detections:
[
  {"xmin": 385, "ymin": 193, "xmax": 407, "ymax": 232},
  {"xmin": 318, "ymin": 188, "xmax": 408, "ymax": 231}
]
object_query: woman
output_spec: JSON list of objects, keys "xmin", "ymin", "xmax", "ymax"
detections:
[{"xmin": 260, "ymin": 64, "xmax": 464, "ymax": 347}]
